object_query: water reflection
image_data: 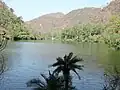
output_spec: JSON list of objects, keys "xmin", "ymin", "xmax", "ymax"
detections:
[
  {"xmin": 102, "ymin": 50, "xmax": 120, "ymax": 90},
  {"xmin": 0, "ymin": 53, "xmax": 8, "ymax": 86},
  {"xmin": 103, "ymin": 66, "xmax": 120, "ymax": 90},
  {"xmin": 0, "ymin": 54, "xmax": 5, "ymax": 75},
  {"xmin": 0, "ymin": 31, "xmax": 8, "ymax": 82}
]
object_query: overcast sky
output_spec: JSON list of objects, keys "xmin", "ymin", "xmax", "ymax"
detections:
[{"xmin": 3, "ymin": 0, "xmax": 111, "ymax": 21}]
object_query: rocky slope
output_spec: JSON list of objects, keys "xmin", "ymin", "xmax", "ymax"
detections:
[
  {"xmin": 26, "ymin": 12, "xmax": 65, "ymax": 33},
  {"xmin": 26, "ymin": 0, "xmax": 120, "ymax": 33}
]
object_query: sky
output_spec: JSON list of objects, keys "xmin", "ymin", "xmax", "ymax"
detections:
[{"xmin": 3, "ymin": 0, "xmax": 111, "ymax": 21}]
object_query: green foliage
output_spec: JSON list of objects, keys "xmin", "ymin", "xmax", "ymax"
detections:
[
  {"xmin": 102, "ymin": 15, "xmax": 120, "ymax": 50},
  {"xmin": 27, "ymin": 71, "xmax": 64, "ymax": 90},
  {"xmin": 49, "ymin": 24, "xmax": 105, "ymax": 43},
  {"xmin": 0, "ymin": 7, "xmax": 38, "ymax": 41},
  {"xmin": 51, "ymin": 52, "xmax": 83, "ymax": 90},
  {"xmin": 44, "ymin": 15, "xmax": 120, "ymax": 50},
  {"xmin": 27, "ymin": 52, "xmax": 80, "ymax": 90}
]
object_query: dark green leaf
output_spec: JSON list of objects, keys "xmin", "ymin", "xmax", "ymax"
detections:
[{"xmin": 72, "ymin": 69, "xmax": 81, "ymax": 80}]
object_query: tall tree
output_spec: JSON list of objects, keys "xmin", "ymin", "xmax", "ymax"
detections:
[{"xmin": 51, "ymin": 52, "xmax": 84, "ymax": 90}]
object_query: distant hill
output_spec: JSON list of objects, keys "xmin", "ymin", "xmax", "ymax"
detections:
[
  {"xmin": 26, "ymin": 12, "xmax": 65, "ymax": 33},
  {"xmin": 58, "ymin": 7, "xmax": 110, "ymax": 28},
  {"xmin": 26, "ymin": 0, "xmax": 120, "ymax": 33}
]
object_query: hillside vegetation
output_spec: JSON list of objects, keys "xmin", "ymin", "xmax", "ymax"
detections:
[
  {"xmin": 26, "ymin": 0, "xmax": 120, "ymax": 33},
  {"xmin": 28, "ymin": 0, "xmax": 120, "ymax": 50},
  {"xmin": 0, "ymin": 1, "xmax": 39, "ymax": 41},
  {"xmin": 44, "ymin": 14, "xmax": 120, "ymax": 50}
]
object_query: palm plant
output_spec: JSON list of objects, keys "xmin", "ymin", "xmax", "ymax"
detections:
[
  {"xmin": 27, "ymin": 71, "xmax": 64, "ymax": 90},
  {"xmin": 51, "ymin": 52, "xmax": 84, "ymax": 90}
]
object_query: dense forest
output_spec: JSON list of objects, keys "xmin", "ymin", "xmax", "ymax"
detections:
[{"xmin": 43, "ymin": 15, "xmax": 120, "ymax": 50}]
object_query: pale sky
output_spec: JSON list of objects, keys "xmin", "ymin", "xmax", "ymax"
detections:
[{"xmin": 3, "ymin": 0, "xmax": 111, "ymax": 21}]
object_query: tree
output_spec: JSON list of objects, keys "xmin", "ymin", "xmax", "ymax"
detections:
[
  {"xmin": 51, "ymin": 52, "xmax": 84, "ymax": 90},
  {"xmin": 27, "ymin": 71, "xmax": 64, "ymax": 90},
  {"xmin": 107, "ymin": 15, "xmax": 120, "ymax": 34},
  {"xmin": 10, "ymin": 8, "xmax": 14, "ymax": 13},
  {"xmin": 103, "ymin": 15, "xmax": 120, "ymax": 50}
]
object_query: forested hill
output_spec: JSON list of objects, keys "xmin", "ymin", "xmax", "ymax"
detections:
[
  {"xmin": 26, "ymin": 0, "xmax": 120, "ymax": 33},
  {"xmin": 0, "ymin": 1, "xmax": 38, "ymax": 41}
]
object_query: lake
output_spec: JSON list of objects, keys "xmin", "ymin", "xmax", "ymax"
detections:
[{"xmin": 0, "ymin": 41, "xmax": 120, "ymax": 90}]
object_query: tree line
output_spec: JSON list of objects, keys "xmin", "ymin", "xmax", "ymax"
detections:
[{"xmin": 45, "ymin": 15, "xmax": 120, "ymax": 50}]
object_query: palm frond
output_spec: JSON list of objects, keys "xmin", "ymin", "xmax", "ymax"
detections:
[
  {"xmin": 56, "ymin": 57, "xmax": 64, "ymax": 64},
  {"xmin": 53, "ymin": 66, "xmax": 62, "ymax": 75},
  {"xmin": 70, "ymin": 55, "xmax": 77, "ymax": 61},
  {"xmin": 64, "ymin": 54, "xmax": 67, "ymax": 61},
  {"xmin": 26, "ymin": 78, "xmax": 46, "ymax": 88},
  {"xmin": 52, "ymin": 61, "xmax": 64, "ymax": 67},
  {"xmin": 70, "ymin": 64, "xmax": 84, "ymax": 71},
  {"xmin": 67, "ymin": 52, "xmax": 73, "ymax": 60},
  {"xmin": 72, "ymin": 69, "xmax": 81, "ymax": 80},
  {"xmin": 71, "ymin": 55, "xmax": 83, "ymax": 62},
  {"xmin": 49, "ymin": 70, "xmax": 52, "ymax": 76},
  {"xmin": 56, "ymin": 57, "xmax": 64, "ymax": 62},
  {"xmin": 41, "ymin": 74, "xmax": 48, "ymax": 82},
  {"xmin": 69, "ymin": 57, "xmax": 83, "ymax": 64}
]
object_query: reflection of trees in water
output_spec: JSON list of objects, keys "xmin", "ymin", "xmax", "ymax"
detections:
[
  {"xmin": 103, "ymin": 66, "xmax": 120, "ymax": 90},
  {"xmin": 102, "ymin": 50, "xmax": 120, "ymax": 90},
  {"xmin": 0, "ymin": 54, "xmax": 6, "ymax": 80},
  {"xmin": 0, "ymin": 36, "xmax": 7, "ymax": 51},
  {"xmin": 0, "ymin": 54, "xmax": 5, "ymax": 75},
  {"xmin": 0, "ymin": 30, "xmax": 8, "ymax": 80}
]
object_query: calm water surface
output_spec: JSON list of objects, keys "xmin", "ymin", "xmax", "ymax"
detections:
[{"xmin": 0, "ymin": 41, "xmax": 120, "ymax": 90}]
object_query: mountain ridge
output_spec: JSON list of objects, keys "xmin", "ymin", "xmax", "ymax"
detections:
[{"xmin": 26, "ymin": 0, "xmax": 120, "ymax": 33}]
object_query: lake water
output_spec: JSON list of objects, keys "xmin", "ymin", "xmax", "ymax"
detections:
[{"xmin": 0, "ymin": 41, "xmax": 120, "ymax": 90}]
